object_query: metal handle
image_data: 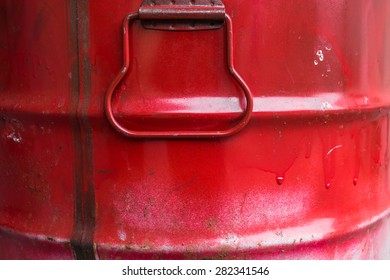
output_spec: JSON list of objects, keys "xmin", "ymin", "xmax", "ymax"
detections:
[{"xmin": 105, "ymin": 11, "xmax": 253, "ymax": 139}]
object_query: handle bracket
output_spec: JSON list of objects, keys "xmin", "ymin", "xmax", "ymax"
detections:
[
  {"xmin": 139, "ymin": 0, "xmax": 225, "ymax": 31},
  {"xmin": 105, "ymin": 5, "xmax": 253, "ymax": 139}
]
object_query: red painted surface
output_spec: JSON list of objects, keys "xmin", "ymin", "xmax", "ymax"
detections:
[
  {"xmin": 1, "ymin": 0, "xmax": 390, "ymax": 259},
  {"xmin": 105, "ymin": 11, "xmax": 254, "ymax": 138}
]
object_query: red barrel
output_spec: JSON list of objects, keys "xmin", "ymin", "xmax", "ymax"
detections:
[{"xmin": 1, "ymin": 0, "xmax": 390, "ymax": 259}]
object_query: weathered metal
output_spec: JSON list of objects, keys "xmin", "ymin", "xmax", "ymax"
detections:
[
  {"xmin": 139, "ymin": 0, "xmax": 225, "ymax": 20},
  {"xmin": 139, "ymin": 0, "xmax": 226, "ymax": 31},
  {"xmin": 1, "ymin": 0, "xmax": 390, "ymax": 260}
]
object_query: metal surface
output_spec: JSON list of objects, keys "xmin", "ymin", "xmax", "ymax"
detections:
[
  {"xmin": 139, "ymin": 0, "xmax": 225, "ymax": 31},
  {"xmin": 1, "ymin": 0, "xmax": 390, "ymax": 260},
  {"xmin": 105, "ymin": 12, "xmax": 253, "ymax": 138}
]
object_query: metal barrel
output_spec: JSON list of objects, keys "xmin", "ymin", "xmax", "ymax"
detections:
[{"xmin": 1, "ymin": 0, "xmax": 390, "ymax": 259}]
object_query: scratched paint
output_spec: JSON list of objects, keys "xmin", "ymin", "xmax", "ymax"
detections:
[{"xmin": 1, "ymin": 0, "xmax": 390, "ymax": 260}]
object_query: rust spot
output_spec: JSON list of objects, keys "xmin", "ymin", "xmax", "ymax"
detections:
[
  {"xmin": 184, "ymin": 249, "xmax": 199, "ymax": 260},
  {"xmin": 152, "ymin": 253, "xmax": 164, "ymax": 260},
  {"xmin": 140, "ymin": 241, "xmax": 155, "ymax": 251},
  {"xmin": 291, "ymin": 239, "xmax": 297, "ymax": 248},
  {"xmin": 205, "ymin": 217, "xmax": 218, "ymax": 233},
  {"xmin": 275, "ymin": 231, "xmax": 284, "ymax": 237}
]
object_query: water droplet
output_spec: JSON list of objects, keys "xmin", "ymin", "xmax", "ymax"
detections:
[
  {"xmin": 7, "ymin": 132, "xmax": 22, "ymax": 143},
  {"xmin": 118, "ymin": 230, "xmax": 126, "ymax": 241},
  {"xmin": 316, "ymin": 50, "xmax": 324, "ymax": 61},
  {"xmin": 314, "ymin": 60, "xmax": 318, "ymax": 66},
  {"xmin": 305, "ymin": 141, "xmax": 312, "ymax": 159},
  {"xmin": 321, "ymin": 101, "xmax": 333, "ymax": 111},
  {"xmin": 276, "ymin": 176, "xmax": 284, "ymax": 185},
  {"xmin": 354, "ymin": 135, "xmax": 361, "ymax": 187},
  {"xmin": 322, "ymin": 138, "xmax": 337, "ymax": 191}
]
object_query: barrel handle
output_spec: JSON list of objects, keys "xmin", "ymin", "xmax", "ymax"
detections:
[{"xmin": 105, "ymin": 12, "xmax": 253, "ymax": 138}]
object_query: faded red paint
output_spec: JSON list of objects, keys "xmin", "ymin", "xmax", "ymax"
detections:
[{"xmin": 1, "ymin": 0, "xmax": 390, "ymax": 259}]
